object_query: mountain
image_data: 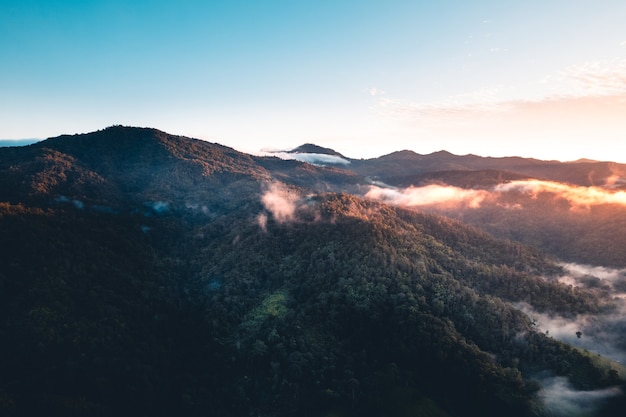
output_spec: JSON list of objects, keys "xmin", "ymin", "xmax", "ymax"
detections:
[
  {"xmin": 287, "ymin": 143, "xmax": 626, "ymax": 267},
  {"xmin": 267, "ymin": 141, "xmax": 626, "ymax": 191},
  {"xmin": 263, "ymin": 143, "xmax": 352, "ymax": 167},
  {"xmin": 347, "ymin": 149, "xmax": 626, "ymax": 188},
  {"xmin": 387, "ymin": 169, "xmax": 531, "ymax": 189},
  {"xmin": 1, "ymin": 126, "xmax": 625, "ymax": 416},
  {"xmin": 0, "ymin": 126, "xmax": 362, "ymax": 211},
  {"xmin": 0, "ymin": 139, "xmax": 41, "ymax": 147},
  {"xmin": 288, "ymin": 143, "xmax": 348, "ymax": 159}
]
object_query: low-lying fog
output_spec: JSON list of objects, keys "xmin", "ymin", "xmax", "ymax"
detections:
[{"xmin": 518, "ymin": 263, "xmax": 626, "ymax": 365}]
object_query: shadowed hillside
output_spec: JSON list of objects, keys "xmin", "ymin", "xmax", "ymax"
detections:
[{"xmin": 1, "ymin": 126, "xmax": 624, "ymax": 416}]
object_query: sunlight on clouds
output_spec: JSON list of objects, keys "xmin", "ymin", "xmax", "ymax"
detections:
[
  {"xmin": 513, "ymin": 260, "xmax": 626, "ymax": 366},
  {"xmin": 376, "ymin": 86, "xmax": 511, "ymax": 125},
  {"xmin": 367, "ymin": 87, "xmax": 385, "ymax": 97},
  {"xmin": 538, "ymin": 376, "xmax": 622, "ymax": 417},
  {"xmin": 495, "ymin": 180, "xmax": 626, "ymax": 207},
  {"xmin": 372, "ymin": 59, "xmax": 626, "ymax": 151},
  {"xmin": 553, "ymin": 59, "xmax": 626, "ymax": 97},
  {"xmin": 261, "ymin": 151, "xmax": 350, "ymax": 166},
  {"xmin": 261, "ymin": 182, "xmax": 300, "ymax": 223},
  {"xmin": 366, "ymin": 179, "xmax": 626, "ymax": 210},
  {"xmin": 376, "ymin": 98, "xmax": 505, "ymax": 128},
  {"xmin": 365, "ymin": 184, "xmax": 489, "ymax": 208}
]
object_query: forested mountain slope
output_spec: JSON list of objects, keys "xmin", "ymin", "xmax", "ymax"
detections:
[
  {"xmin": 1, "ymin": 126, "xmax": 624, "ymax": 416},
  {"xmin": 348, "ymin": 149, "xmax": 626, "ymax": 189}
]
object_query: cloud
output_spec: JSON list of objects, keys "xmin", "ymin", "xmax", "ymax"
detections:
[
  {"xmin": 268, "ymin": 151, "xmax": 351, "ymax": 166},
  {"xmin": 373, "ymin": 59, "xmax": 626, "ymax": 130},
  {"xmin": 257, "ymin": 213, "xmax": 268, "ymax": 232},
  {"xmin": 259, "ymin": 183, "xmax": 324, "ymax": 226},
  {"xmin": 537, "ymin": 376, "xmax": 622, "ymax": 417},
  {"xmin": 494, "ymin": 180, "xmax": 626, "ymax": 207},
  {"xmin": 554, "ymin": 59, "xmax": 626, "ymax": 97},
  {"xmin": 514, "ymin": 264, "xmax": 626, "ymax": 414},
  {"xmin": 261, "ymin": 183, "xmax": 300, "ymax": 223},
  {"xmin": 375, "ymin": 86, "xmax": 513, "ymax": 127},
  {"xmin": 365, "ymin": 179, "xmax": 626, "ymax": 217},
  {"xmin": 145, "ymin": 201, "xmax": 169, "ymax": 214},
  {"xmin": 561, "ymin": 263, "xmax": 626, "ymax": 287},
  {"xmin": 368, "ymin": 87, "xmax": 385, "ymax": 97},
  {"xmin": 365, "ymin": 184, "xmax": 489, "ymax": 208},
  {"xmin": 363, "ymin": 179, "xmax": 626, "ymax": 410},
  {"xmin": 513, "ymin": 262, "xmax": 626, "ymax": 364},
  {"xmin": 55, "ymin": 195, "xmax": 85, "ymax": 209}
]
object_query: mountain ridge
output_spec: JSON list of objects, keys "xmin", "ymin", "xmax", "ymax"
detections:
[
  {"xmin": 281, "ymin": 140, "xmax": 625, "ymax": 188},
  {"xmin": 1, "ymin": 126, "xmax": 625, "ymax": 416},
  {"xmin": 288, "ymin": 142, "xmax": 348, "ymax": 159},
  {"xmin": 9, "ymin": 126, "xmax": 626, "ymax": 189}
]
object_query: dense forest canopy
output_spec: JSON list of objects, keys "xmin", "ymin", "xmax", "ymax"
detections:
[{"xmin": 1, "ymin": 126, "xmax": 625, "ymax": 416}]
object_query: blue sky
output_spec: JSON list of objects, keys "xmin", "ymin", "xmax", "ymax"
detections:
[{"xmin": 2, "ymin": 0, "xmax": 626, "ymax": 161}]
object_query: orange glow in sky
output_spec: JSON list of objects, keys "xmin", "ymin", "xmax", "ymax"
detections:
[{"xmin": 1, "ymin": 1, "xmax": 625, "ymax": 163}]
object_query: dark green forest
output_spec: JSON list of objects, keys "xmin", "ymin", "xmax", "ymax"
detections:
[{"xmin": 1, "ymin": 126, "xmax": 624, "ymax": 416}]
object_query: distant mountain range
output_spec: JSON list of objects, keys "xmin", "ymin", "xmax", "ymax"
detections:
[
  {"xmin": 0, "ymin": 139, "xmax": 41, "ymax": 147},
  {"xmin": 278, "ymin": 142, "xmax": 626, "ymax": 189},
  {"xmin": 1, "ymin": 126, "xmax": 625, "ymax": 416},
  {"xmin": 274, "ymin": 140, "xmax": 626, "ymax": 267}
]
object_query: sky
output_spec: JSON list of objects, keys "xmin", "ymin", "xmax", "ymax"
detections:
[{"xmin": 1, "ymin": 0, "xmax": 626, "ymax": 162}]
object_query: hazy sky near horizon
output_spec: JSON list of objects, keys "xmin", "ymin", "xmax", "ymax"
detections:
[{"xmin": 1, "ymin": 0, "xmax": 626, "ymax": 162}]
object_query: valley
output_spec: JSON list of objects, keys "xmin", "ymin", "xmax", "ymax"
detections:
[{"xmin": 1, "ymin": 126, "xmax": 625, "ymax": 416}]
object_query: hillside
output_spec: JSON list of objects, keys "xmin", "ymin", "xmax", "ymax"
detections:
[
  {"xmin": 1, "ymin": 126, "xmax": 625, "ymax": 416},
  {"xmin": 278, "ymin": 143, "xmax": 626, "ymax": 267},
  {"xmin": 347, "ymin": 149, "xmax": 626, "ymax": 188}
]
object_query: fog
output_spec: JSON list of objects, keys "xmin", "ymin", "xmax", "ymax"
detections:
[
  {"xmin": 514, "ymin": 264, "xmax": 626, "ymax": 364},
  {"xmin": 538, "ymin": 376, "xmax": 621, "ymax": 417},
  {"xmin": 258, "ymin": 178, "xmax": 626, "ymax": 414},
  {"xmin": 365, "ymin": 179, "xmax": 626, "ymax": 209},
  {"xmin": 145, "ymin": 201, "xmax": 170, "ymax": 214},
  {"xmin": 362, "ymin": 180, "xmax": 626, "ymax": 414},
  {"xmin": 365, "ymin": 184, "xmax": 489, "ymax": 208},
  {"xmin": 260, "ymin": 183, "xmax": 300, "ymax": 223},
  {"xmin": 262, "ymin": 151, "xmax": 351, "ymax": 166},
  {"xmin": 508, "ymin": 263, "xmax": 626, "ymax": 415},
  {"xmin": 494, "ymin": 180, "xmax": 626, "ymax": 207},
  {"xmin": 55, "ymin": 195, "xmax": 85, "ymax": 209}
]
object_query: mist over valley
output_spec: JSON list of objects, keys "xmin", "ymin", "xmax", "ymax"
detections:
[{"xmin": 1, "ymin": 126, "xmax": 626, "ymax": 416}]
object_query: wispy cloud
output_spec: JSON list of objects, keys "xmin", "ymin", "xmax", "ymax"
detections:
[
  {"xmin": 256, "ymin": 212, "xmax": 268, "ymax": 232},
  {"xmin": 373, "ymin": 59, "xmax": 626, "ymax": 126},
  {"xmin": 551, "ymin": 59, "xmax": 626, "ymax": 97},
  {"xmin": 376, "ymin": 87, "xmax": 510, "ymax": 126},
  {"xmin": 365, "ymin": 184, "xmax": 489, "ymax": 208},
  {"xmin": 538, "ymin": 376, "xmax": 622, "ymax": 417},
  {"xmin": 259, "ymin": 182, "xmax": 322, "ymax": 225},
  {"xmin": 366, "ymin": 180, "xmax": 626, "ymax": 210},
  {"xmin": 561, "ymin": 263, "xmax": 626, "ymax": 287},
  {"xmin": 260, "ymin": 182, "xmax": 300, "ymax": 223},
  {"xmin": 515, "ymin": 263, "xmax": 626, "ymax": 416},
  {"xmin": 367, "ymin": 87, "xmax": 385, "ymax": 97},
  {"xmin": 512, "ymin": 263, "xmax": 626, "ymax": 365},
  {"xmin": 513, "ymin": 263, "xmax": 626, "ymax": 364},
  {"xmin": 495, "ymin": 180, "xmax": 626, "ymax": 207},
  {"xmin": 265, "ymin": 151, "xmax": 350, "ymax": 166}
]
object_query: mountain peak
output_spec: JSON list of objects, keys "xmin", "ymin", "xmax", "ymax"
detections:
[
  {"xmin": 429, "ymin": 150, "xmax": 455, "ymax": 157},
  {"xmin": 289, "ymin": 143, "xmax": 346, "ymax": 158}
]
